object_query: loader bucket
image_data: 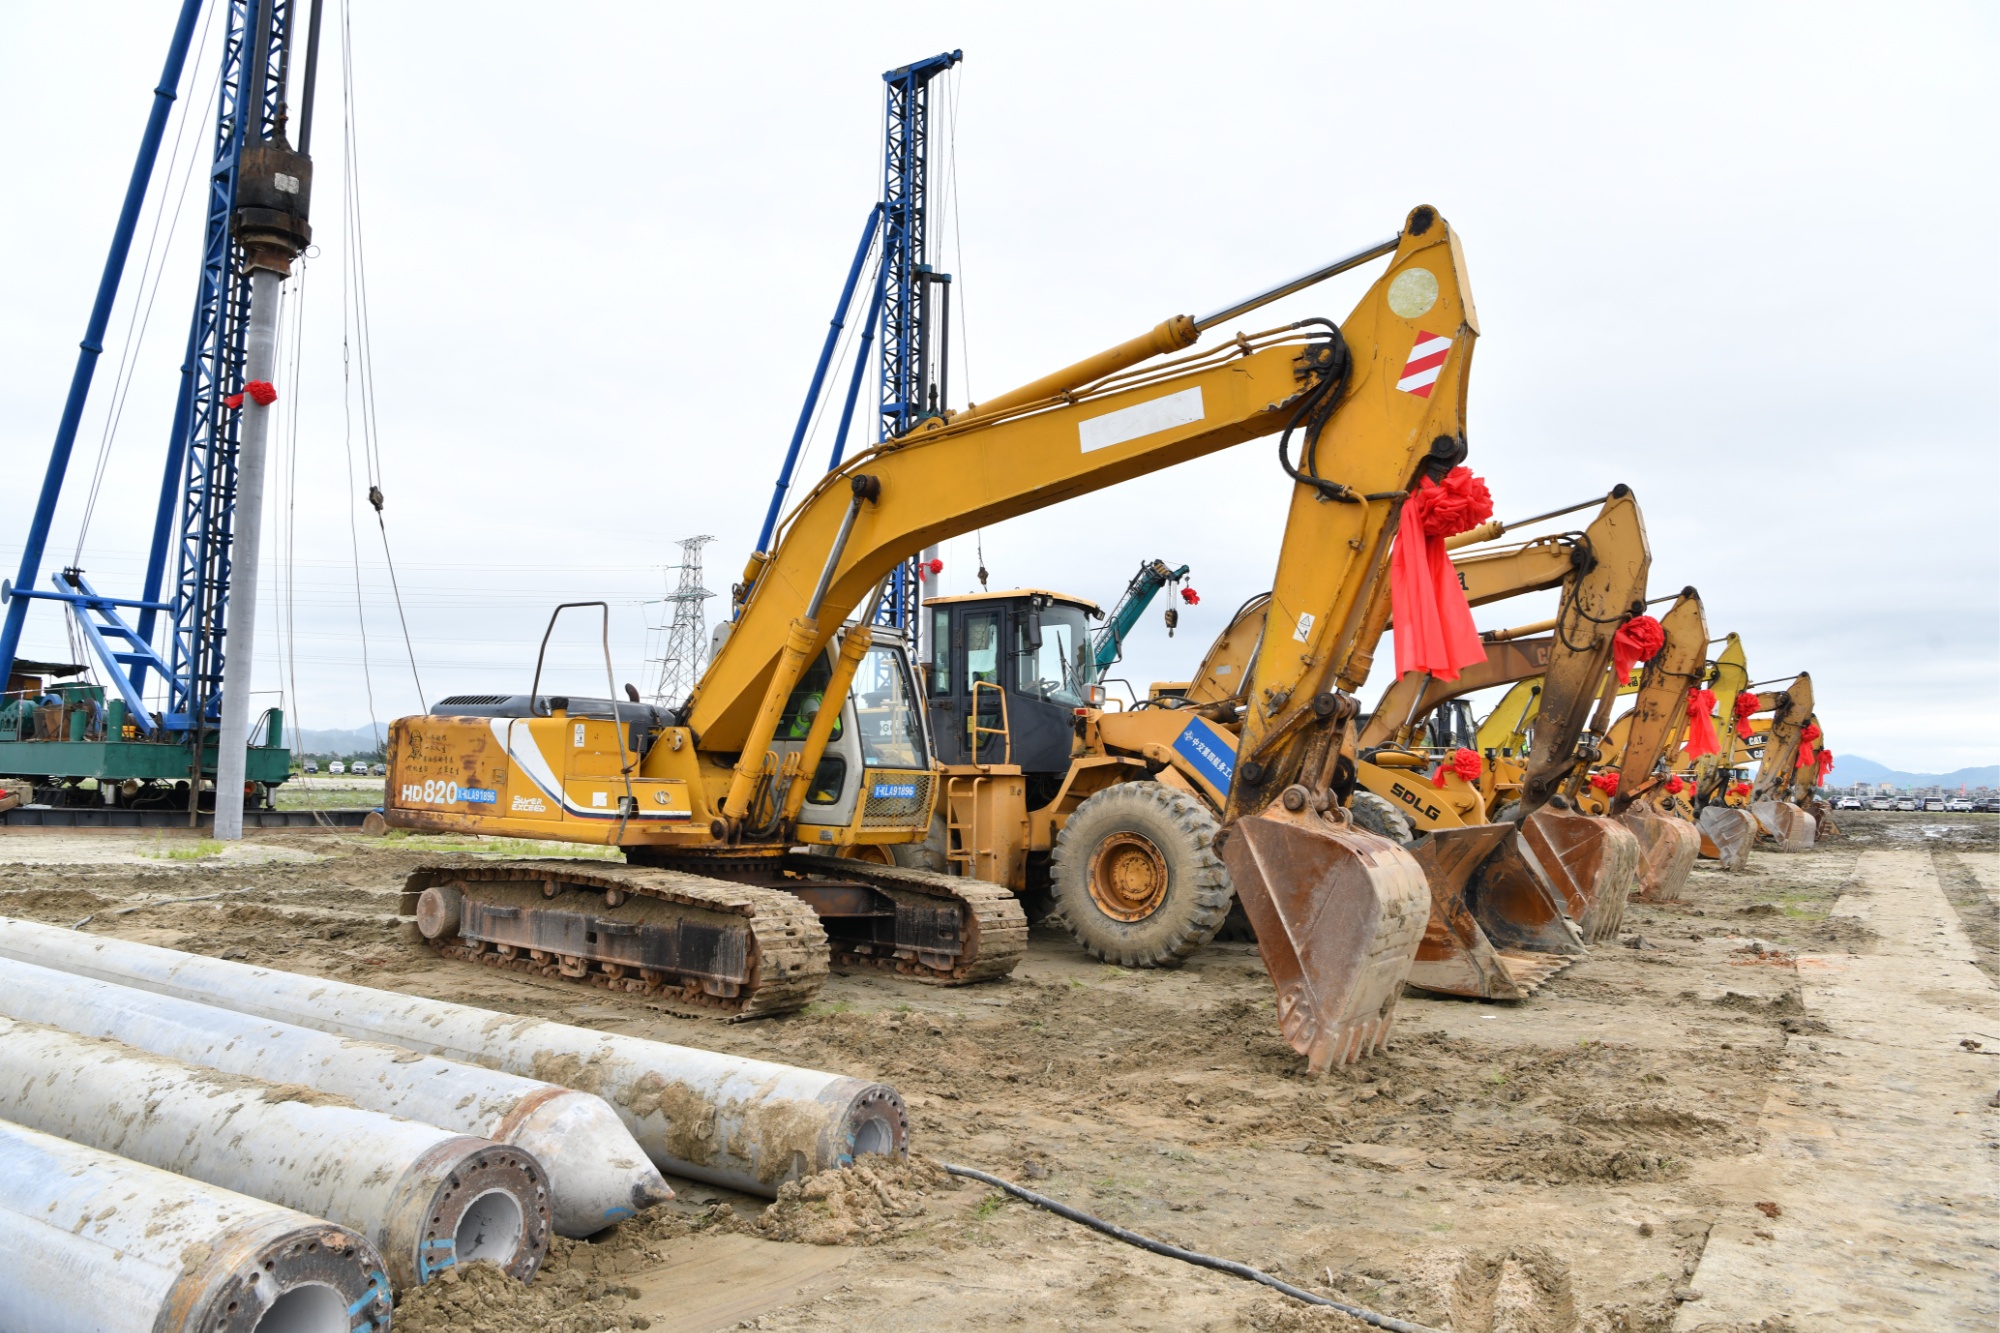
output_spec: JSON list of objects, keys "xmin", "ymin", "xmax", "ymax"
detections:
[
  {"xmin": 1621, "ymin": 809, "xmax": 1701, "ymax": 903},
  {"xmin": 1750, "ymin": 800, "xmax": 1817, "ymax": 851},
  {"xmin": 1405, "ymin": 824, "xmax": 1577, "ymax": 1000},
  {"xmin": 1696, "ymin": 805, "xmax": 1757, "ymax": 870},
  {"xmin": 1517, "ymin": 806, "xmax": 1640, "ymax": 944},
  {"xmin": 1221, "ymin": 802, "xmax": 1431, "ymax": 1071}
]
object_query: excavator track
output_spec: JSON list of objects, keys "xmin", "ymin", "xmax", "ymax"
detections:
[
  {"xmin": 632, "ymin": 852, "xmax": 1029, "ymax": 987},
  {"xmin": 800, "ymin": 858, "xmax": 1029, "ymax": 985},
  {"xmin": 399, "ymin": 860, "xmax": 829, "ymax": 1019}
]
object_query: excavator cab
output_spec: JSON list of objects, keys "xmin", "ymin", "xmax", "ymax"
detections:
[{"xmin": 769, "ymin": 632, "xmax": 932, "ymax": 842}]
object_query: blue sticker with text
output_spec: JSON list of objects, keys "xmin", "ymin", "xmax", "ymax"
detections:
[
  {"xmin": 1172, "ymin": 717, "xmax": 1236, "ymax": 795},
  {"xmin": 871, "ymin": 783, "xmax": 919, "ymax": 800},
  {"xmin": 460, "ymin": 787, "xmax": 498, "ymax": 804}
]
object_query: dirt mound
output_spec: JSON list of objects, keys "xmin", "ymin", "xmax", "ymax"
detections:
[
  {"xmin": 752, "ymin": 1154, "xmax": 953, "ymax": 1246},
  {"xmin": 1245, "ymin": 1299, "xmax": 1376, "ymax": 1331},
  {"xmin": 392, "ymin": 1259, "xmax": 653, "ymax": 1333}
]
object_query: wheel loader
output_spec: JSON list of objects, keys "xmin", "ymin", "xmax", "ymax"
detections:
[
  {"xmin": 912, "ymin": 488, "xmax": 1660, "ymax": 1003},
  {"xmin": 384, "ymin": 205, "xmax": 1484, "ymax": 1070}
]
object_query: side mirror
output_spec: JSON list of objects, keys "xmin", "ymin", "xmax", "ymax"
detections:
[{"xmin": 1025, "ymin": 609, "xmax": 1044, "ymax": 654}]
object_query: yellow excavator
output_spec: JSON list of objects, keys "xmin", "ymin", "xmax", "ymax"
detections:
[
  {"xmin": 1744, "ymin": 674, "xmax": 1818, "ymax": 850},
  {"xmin": 386, "ymin": 206, "xmax": 1483, "ymax": 1069},
  {"xmin": 1672, "ymin": 632, "xmax": 1760, "ymax": 869},
  {"xmin": 1568, "ymin": 589, "xmax": 1708, "ymax": 902}
]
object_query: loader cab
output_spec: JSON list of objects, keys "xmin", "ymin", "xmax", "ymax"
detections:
[
  {"xmin": 1424, "ymin": 700, "xmax": 1478, "ymax": 754},
  {"xmin": 923, "ymin": 590, "xmax": 1101, "ymax": 779}
]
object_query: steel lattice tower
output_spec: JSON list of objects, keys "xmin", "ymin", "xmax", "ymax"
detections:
[{"xmin": 650, "ymin": 535, "xmax": 715, "ymax": 707}]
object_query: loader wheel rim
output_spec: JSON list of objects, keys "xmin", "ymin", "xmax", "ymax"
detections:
[{"xmin": 1087, "ymin": 833, "xmax": 1170, "ymax": 922}]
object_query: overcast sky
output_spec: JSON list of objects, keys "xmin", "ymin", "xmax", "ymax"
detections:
[{"xmin": 2, "ymin": 2, "xmax": 1994, "ymax": 773}]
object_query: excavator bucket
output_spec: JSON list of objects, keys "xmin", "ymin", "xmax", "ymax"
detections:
[
  {"xmin": 1404, "ymin": 824, "xmax": 1577, "ymax": 1000},
  {"xmin": 1750, "ymin": 800, "xmax": 1817, "ymax": 851},
  {"xmin": 1456, "ymin": 829, "xmax": 1589, "ymax": 957},
  {"xmin": 1621, "ymin": 809, "xmax": 1701, "ymax": 903},
  {"xmin": 1697, "ymin": 806, "xmax": 1757, "ymax": 870},
  {"xmin": 1220, "ymin": 803, "xmax": 1431, "ymax": 1071},
  {"xmin": 1517, "ymin": 806, "xmax": 1640, "ymax": 944}
]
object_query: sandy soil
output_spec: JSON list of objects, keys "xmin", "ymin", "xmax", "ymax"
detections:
[{"xmin": 0, "ymin": 811, "xmax": 1992, "ymax": 1332}]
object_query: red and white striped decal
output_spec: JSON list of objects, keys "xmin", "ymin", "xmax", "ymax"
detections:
[{"xmin": 1397, "ymin": 331, "xmax": 1453, "ymax": 399}]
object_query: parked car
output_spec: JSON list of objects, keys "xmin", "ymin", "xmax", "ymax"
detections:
[
  {"xmin": 1868, "ymin": 797, "xmax": 1894, "ymax": 810},
  {"xmin": 1975, "ymin": 798, "xmax": 2000, "ymax": 813},
  {"xmin": 369, "ymin": 762, "xmax": 387, "ymax": 777},
  {"xmin": 1894, "ymin": 798, "xmax": 1918, "ymax": 811},
  {"xmin": 328, "ymin": 760, "xmax": 346, "ymax": 775},
  {"xmin": 1835, "ymin": 796, "xmax": 1863, "ymax": 810},
  {"xmin": 1944, "ymin": 798, "xmax": 1973, "ymax": 813},
  {"xmin": 303, "ymin": 759, "xmax": 319, "ymax": 775},
  {"xmin": 1923, "ymin": 798, "xmax": 1946, "ymax": 812}
]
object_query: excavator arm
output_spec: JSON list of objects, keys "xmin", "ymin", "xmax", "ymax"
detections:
[{"xmin": 1608, "ymin": 588, "xmax": 1708, "ymax": 810}]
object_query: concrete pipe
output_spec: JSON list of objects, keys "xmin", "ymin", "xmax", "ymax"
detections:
[
  {"xmin": 0, "ymin": 915, "xmax": 908, "ymax": 1196},
  {"xmin": 0, "ymin": 1117, "xmax": 392, "ymax": 1333},
  {"xmin": 0, "ymin": 955, "xmax": 669, "ymax": 1238},
  {"xmin": 0, "ymin": 1016, "xmax": 551, "ymax": 1292}
]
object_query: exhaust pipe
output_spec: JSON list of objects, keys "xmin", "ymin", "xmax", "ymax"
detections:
[
  {"xmin": 0, "ymin": 915, "xmax": 908, "ymax": 1197},
  {"xmin": 0, "ymin": 1016, "xmax": 551, "ymax": 1291},
  {"xmin": 0, "ymin": 1118, "xmax": 392, "ymax": 1333},
  {"xmin": 0, "ymin": 955, "xmax": 667, "ymax": 1238}
]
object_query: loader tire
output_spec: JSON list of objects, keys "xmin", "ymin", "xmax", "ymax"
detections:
[
  {"xmin": 1348, "ymin": 789, "xmax": 1415, "ymax": 845},
  {"xmin": 1052, "ymin": 781, "xmax": 1233, "ymax": 968},
  {"xmin": 890, "ymin": 814, "xmax": 952, "ymax": 873}
]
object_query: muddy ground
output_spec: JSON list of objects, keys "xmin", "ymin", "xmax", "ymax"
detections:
[{"xmin": 0, "ymin": 810, "xmax": 1993, "ymax": 1332}]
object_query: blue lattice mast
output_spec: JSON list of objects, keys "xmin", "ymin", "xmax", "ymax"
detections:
[{"xmin": 873, "ymin": 50, "xmax": 959, "ymax": 631}]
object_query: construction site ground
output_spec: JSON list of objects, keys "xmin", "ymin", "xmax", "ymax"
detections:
[{"xmin": 1, "ymin": 809, "xmax": 1993, "ymax": 1333}]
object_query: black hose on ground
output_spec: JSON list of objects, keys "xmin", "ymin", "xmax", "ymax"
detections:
[{"xmin": 940, "ymin": 1163, "xmax": 1445, "ymax": 1333}]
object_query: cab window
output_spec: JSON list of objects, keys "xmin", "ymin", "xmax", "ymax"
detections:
[
  {"xmin": 965, "ymin": 610, "xmax": 1000, "ymax": 687},
  {"xmin": 853, "ymin": 644, "xmax": 928, "ymax": 769},
  {"xmin": 777, "ymin": 654, "xmax": 844, "ymax": 741},
  {"xmin": 928, "ymin": 606, "xmax": 951, "ymax": 694}
]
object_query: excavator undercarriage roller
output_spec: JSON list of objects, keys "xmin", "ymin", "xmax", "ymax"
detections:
[
  {"xmin": 1219, "ymin": 795, "xmax": 1431, "ymax": 1072},
  {"xmin": 1621, "ymin": 808, "xmax": 1701, "ymax": 902}
]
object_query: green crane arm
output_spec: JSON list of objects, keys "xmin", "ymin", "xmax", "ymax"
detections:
[{"xmin": 1092, "ymin": 559, "xmax": 1191, "ymax": 672}]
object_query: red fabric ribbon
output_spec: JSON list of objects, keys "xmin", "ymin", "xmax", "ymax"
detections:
[
  {"xmin": 1729, "ymin": 780, "xmax": 1752, "ymax": 800},
  {"xmin": 1611, "ymin": 614, "xmax": 1666, "ymax": 686},
  {"xmin": 244, "ymin": 380, "xmax": 277, "ymax": 406},
  {"xmin": 922, "ymin": 558, "xmax": 943, "ymax": 576},
  {"xmin": 1733, "ymin": 691, "xmax": 1760, "ymax": 740},
  {"xmin": 1179, "ymin": 587, "xmax": 1200, "ymax": 605},
  {"xmin": 1431, "ymin": 747, "xmax": 1483, "ymax": 788},
  {"xmin": 1795, "ymin": 721, "xmax": 1823, "ymax": 770},
  {"xmin": 1815, "ymin": 750, "xmax": 1835, "ymax": 782},
  {"xmin": 1589, "ymin": 771, "xmax": 1620, "ymax": 795},
  {"xmin": 1682, "ymin": 687, "xmax": 1720, "ymax": 759},
  {"xmin": 1390, "ymin": 467, "xmax": 1492, "ymax": 682},
  {"xmin": 1666, "ymin": 775, "xmax": 1687, "ymax": 795}
]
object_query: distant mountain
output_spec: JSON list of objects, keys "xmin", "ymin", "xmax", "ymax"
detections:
[
  {"xmin": 1833, "ymin": 755, "xmax": 1999, "ymax": 789},
  {"xmin": 295, "ymin": 725, "xmax": 388, "ymax": 757}
]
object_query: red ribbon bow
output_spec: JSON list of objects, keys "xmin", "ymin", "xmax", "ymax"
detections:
[
  {"xmin": 1682, "ymin": 687, "xmax": 1721, "ymax": 759},
  {"xmin": 1611, "ymin": 614, "xmax": 1666, "ymax": 686},
  {"xmin": 1729, "ymin": 780, "xmax": 1752, "ymax": 800},
  {"xmin": 1431, "ymin": 747, "xmax": 1483, "ymax": 788},
  {"xmin": 1815, "ymin": 750, "xmax": 1835, "ymax": 782},
  {"xmin": 922, "ymin": 558, "xmax": 943, "ymax": 576},
  {"xmin": 1179, "ymin": 587, "xmax": 1200, "ymax": 605},
  {"xmin": 223, "ymin": 380, "xmax": 277, "ymax": 410},
  {"xmin": 1666, "ymin": 775, "xmax": 1687, "ymax": 795},
  {"xmin": 1389, "ymin": 467, "xmax": 1492, "ymax": 683},
  {"xmin": 1590, "ymin": 771, "xmax": 1621, "ymax": 795},
  {"xmin": 1733, "ymin": 691, "xmax": 1760, "ymax": 740}
]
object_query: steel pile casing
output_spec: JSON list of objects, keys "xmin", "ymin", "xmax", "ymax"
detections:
[
  {"xmin": 0, "ymin": 1016, "xmax": 551, "ymax": 1291},
  {"xmin": 0, "ymin": 1117, "xmax": 392, "ymax": 1333},
  {"xmin": 0, "ymin": 955, "xmax": 669, "ymax": 1238},
  {"xmin": 0, "ymin": 915, "xmax": 908, "ymax": 1196}
]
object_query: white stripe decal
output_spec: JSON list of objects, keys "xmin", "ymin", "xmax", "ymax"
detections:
[
  {"xmin": 1078, "ymin": 386, "xmax": 1205, "ymax": 454},
  {"xmin": 1408, "ymin": 334, "xmax": 1452, "ymax": 360},
  {"xmin": 1396, "ymin": 365, "xmax": 1443, "ymax": 392}
]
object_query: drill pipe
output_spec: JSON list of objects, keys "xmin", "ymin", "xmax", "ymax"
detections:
[
  {"xmin": 0, "ymin": 955, "xmax": 668, "ymax": 1237},
  {"xmin": 0, "ymin": 914, "xmax": 908, "ymax": 1195},
  {"xmin": 0, "ymin": 1017, "xmax": 551, "ymax": 1292},
  {"xmin": 0, "ymin": 1117, "xmax": 392, "ymax": 1333}
]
